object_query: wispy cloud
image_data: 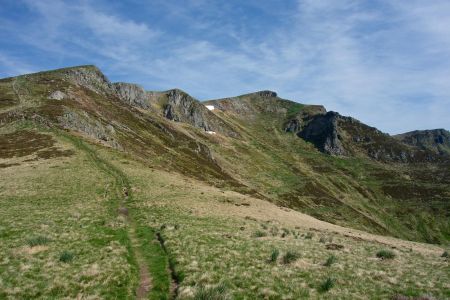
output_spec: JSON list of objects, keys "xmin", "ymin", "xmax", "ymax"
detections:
[
  {"xmin": 0, "ymin": 52, "xmax": 36, "ymax": 76},
  {"xmin": 0, "ymin": 0, "xmax": 449, "ymax": 133}
]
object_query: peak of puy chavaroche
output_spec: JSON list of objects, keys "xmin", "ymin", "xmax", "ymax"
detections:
[{"xmin": 0, "ymin": 65, "xmax": 449, "ymax": 298}]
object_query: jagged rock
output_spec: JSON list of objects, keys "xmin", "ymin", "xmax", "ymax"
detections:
[
  {"xmin": 62, "ymin": 65, "xmax": 112, "ymax": 95},
  {"xmin": 48, "ymin": 90, "xmax": 66, "ymax": 100},
  {"xmin": 112, "ymin": 82, "xmax": 150, "ymax": 109},
  {"xmin": 256, "ymin": 90, "xmax": 277, "ymax": 98},
  {"xmin": 163, "ymin": 103, "xmax": 178, "ymax": 121},
  {"xmin": 161, "ymin": 89, "xmax": 237, "ymax": 137},
  {"xmin": 298, "ymin": 111, "xmax": 346, "ymax": 155},
  {"xmin": 163, "ymin": 89, "xmax": 211, "ymax": 130}
]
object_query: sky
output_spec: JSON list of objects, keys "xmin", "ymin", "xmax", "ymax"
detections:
[{"xmin": 1, "ymin": 0, "xmax": 450, "ymax": 134}]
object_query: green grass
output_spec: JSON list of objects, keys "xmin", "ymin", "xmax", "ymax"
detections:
[
  {"xmin": 268, "ymin": 249, "xmax": 279, "ymax": 263},
  {"xmin": 376, "ymin": 249, "xmax": 396, "ymax": 260},
  {"xmin": 0, "ymin": 129, "xmax": 138, "ymax": 298},
  {"xmin": 193, "ymin": 282, "xmax": 230, "ymax": 300},
  {"xmin": 282, "ymin": 250, "xmax": 300, "ymax": 264},
  {"xmin": 59, "ymin": 250, "xmax": 74, "ymax": 263},
  {"xmin": 323, "ymin": 255, "xmax": 337, "ymax": 267},
  {"xmin": 252, "ymin": 230, "xmax": 267, "ymax": 238},
  {"xmin": 319, "ymin": 277, "xmax": 335, "ymax": 293},
  {"xmin": 26, "ymin": 235, "xmax": 50, "ymax": 247}
]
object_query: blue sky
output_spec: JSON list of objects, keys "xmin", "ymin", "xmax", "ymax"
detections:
[{"xmin": 1, "ymin": 0, "xmax": 449, "ymax": 134}]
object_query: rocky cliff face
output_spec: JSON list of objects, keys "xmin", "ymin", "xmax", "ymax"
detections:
[
  {"xmin": 58, "ymin": 110, "xmax": 121, "ymax": 149},
  {"xmin": 395, "ymin": 129, "xmax": 450, "ymax": 155},
  {"xmin": 163, "ymin": 89, "xmax": 209, "ymax": 127},
  {"xmin": 297, "ymin": 111, "xmax": 440, "ymax": 162},
  {"xmin": 298, "ymin": 111, "xmax": 346, "ymax": 155},
  {"xmin": 61, "ymin": 65, "xmax": 113, "ymax": 95},
  {"xmin": 162, "ymin": 89, "xmax": 238, "ymax": 137},
  {"xmin": 112, "ymin": 82, "xmax": 150, "ymax": 110}
]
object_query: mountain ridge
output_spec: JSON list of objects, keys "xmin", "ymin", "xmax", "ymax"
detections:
[{"xmin": 1, "ymin": 65, "xmax": 449, "ymax": 245}]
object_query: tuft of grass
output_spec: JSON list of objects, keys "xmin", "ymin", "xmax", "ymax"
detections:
[
  {"xmin": 26, "ymin": 235, "xmax": 50, "ymax": 247},
  {"xmin": 194, "ymin": 282, "xmax": 230, "ymax": 300},
  {"xmin": 268, "ymin": 249, "xmax": 279, "ymax": 263},
  {"xmin": 59, "ymin": 250, "xmax": 74, "ymax": 263},
  {"xmin": 252, "ymin": 230, "xmax": 267, "ymax": 238},
  {"xmin": 270, "ymin": 227, "xmax": 279, "ymax": 236},
  {"xmin": 305, "ymin": 232, "xmax": 314, "ymax": 239},
  {"xmin": 376, "ymin": 249, "xmax": 396, "ymax": 260},
  {"xmin": 324, "ymin": 255, "xmax": 337, "ymax": 267},
  {"xmin": 282, "ymin": 251, "xmax": 300, "ymax": 264},
  {"xmin": 319, "ymin": 277, "xmax": 335, "ymax": 293}
]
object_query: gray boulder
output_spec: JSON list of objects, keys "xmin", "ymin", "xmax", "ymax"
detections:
[{"xmin": 48, "ymin": 90, "xmax": 66, "ymax": 100}]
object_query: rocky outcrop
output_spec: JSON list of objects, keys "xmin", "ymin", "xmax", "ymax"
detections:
[
  {"xmin": 162, "ymin": 89, "xmax": 238, "ymax": 137},
  {"xmin": 61, "ymin": 65, "xmax": 112, "ymax": 95},
  {"xmin": 395, "ymin": 129, "xmax": 450, "ymax": 155},
  {"xmin": 58, "ymin": 109, "xmax": 121, "ymax": 149},
  {"xmin": 255, "ymin": 90, "xmax": 277, "ymax": 98},
  {"xmin": 298, "ymin": 111, "xmax": 442, "ymax": 162},
  {"xmin": 163, "ymin": 89, "xmax": 212, "ymax": 130},
  {"xmin": 298, "ymin": 111, "xmax": 346, "ymax": 155},
  {"xmin": 112, "ymin": 82, "xmax": 150, "ymax": 109}
]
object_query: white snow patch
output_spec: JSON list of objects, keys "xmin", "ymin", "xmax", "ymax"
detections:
[
  {"xmin": 205, "ymin": 105, "xmax": 215, "ymax": 111},
  {"xmin": 206, "ymin": 131, "xmax": 216, "ymax": 135}
]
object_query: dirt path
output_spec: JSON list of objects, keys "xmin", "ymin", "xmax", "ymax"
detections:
[
  {"xmin": 66, "ymin": 136, "xmax": 156, "ymax": 299},
  {"xmin": 128, "ymin": 226, "xmax": 152, "ymax": 299}
]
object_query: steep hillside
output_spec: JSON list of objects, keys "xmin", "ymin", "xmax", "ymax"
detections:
[{"xmin": 0, "ymin": 65, "xmax": 449, "ymax": 298}]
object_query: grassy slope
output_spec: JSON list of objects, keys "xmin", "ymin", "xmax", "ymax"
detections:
[
  {"xmin": 104, "ymin": 145, "xmax": 450, "ymax": 299},
  {"xmin": 0, "ymin": 125, "xmax": 138, "ymax": 298}
]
